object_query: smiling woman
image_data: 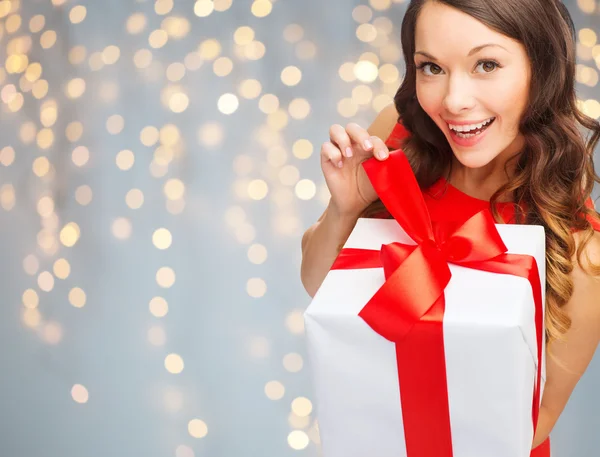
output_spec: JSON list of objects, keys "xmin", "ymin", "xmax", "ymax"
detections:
[
  {"xmin": 361, "ymin": 1, "xmax": 600, "ymax": 455},
  {"xmin": 302, "ymin": 0, "xmax": 600, "ymax": 455}
]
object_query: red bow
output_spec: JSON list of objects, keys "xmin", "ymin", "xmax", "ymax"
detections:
[{"xmin": 331, "ymin": 150, "xmax": 543, "ymax": 456}]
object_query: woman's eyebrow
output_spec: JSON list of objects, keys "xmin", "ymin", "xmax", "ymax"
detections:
[{"xmin": 414, "ymin": 43, "xmax": 509, "ymax": 60}]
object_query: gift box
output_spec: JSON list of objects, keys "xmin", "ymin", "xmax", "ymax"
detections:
[{"xmin": 303, "ymin": 151, "xmax": 546, "ymax": 457}]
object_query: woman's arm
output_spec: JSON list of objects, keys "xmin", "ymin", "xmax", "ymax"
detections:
[
  {"xmin": 532, "ymin": 230, "xmax": 600, "ymax": 448},
  {"xmin": 300, "ymin": 104, "xmax": 399, "ymax": 297}
]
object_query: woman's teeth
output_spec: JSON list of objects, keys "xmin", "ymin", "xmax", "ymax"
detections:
[{"xmin": 449, "ymin": 117, "xmax": 495, "ymax": 138}]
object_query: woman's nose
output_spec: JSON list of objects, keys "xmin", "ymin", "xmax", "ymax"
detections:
[{"xmin": 442, "ymin": 77, "xmax": 476, "ymax": 114}]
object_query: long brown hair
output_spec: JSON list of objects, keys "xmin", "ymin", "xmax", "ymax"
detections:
[{"xmin": 363, "ymin": 0, "xmax": 600, "ymax": 345}]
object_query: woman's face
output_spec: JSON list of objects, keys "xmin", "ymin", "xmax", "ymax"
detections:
[{"xmin": 414, "ymin": 1, "xmax": 532, "ymax": 170}]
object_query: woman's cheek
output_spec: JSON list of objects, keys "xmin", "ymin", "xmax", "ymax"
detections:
[{"xmin": 416, "ymin": 83, "xmax": 441, "ymax": 117}]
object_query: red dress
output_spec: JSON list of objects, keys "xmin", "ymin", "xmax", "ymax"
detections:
[{"xmin": 383, "ymin": 121, "xmax": 600, "ymax": 457}]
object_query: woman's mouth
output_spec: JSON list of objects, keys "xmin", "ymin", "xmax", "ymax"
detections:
[
  {"xmin": 448, "ymin": 117, "xmax": 496, "ymax": 139},
  {"xmin": 446, "ymin": 117, "xmax": 496, "ymax": 147}
]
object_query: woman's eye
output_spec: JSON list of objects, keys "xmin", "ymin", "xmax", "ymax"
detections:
[
  {"xmin": 476, "ymin": 60, "xmax": 499, "ymax": 73},
  {"xmin": 418, "ymin": 62, "xmax": 443, "ymax": 76}
]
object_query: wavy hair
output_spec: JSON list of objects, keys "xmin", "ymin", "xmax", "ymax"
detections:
[{"xmin": 362, "ymin": 0, "xmax": 600, "ymax": 346}]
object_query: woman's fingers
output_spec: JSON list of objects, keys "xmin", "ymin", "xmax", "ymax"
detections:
[
  {"xmin": 329, "ymin": 124, "xmax": 353, "ymax": 158},
  {"xmin": 320, "ymin": 141, "xmax": 343, "ymax": 168},
  {"xmin": 369, "ymin": 136, "xmax": 389, "ymax": 160},
  {"xmin": 345, "ymin": 123, "xmax": 374, "ymax": 155},
  {"xmin": 346, "ymin": 123, "xmax": 389, "ymax": 161}
]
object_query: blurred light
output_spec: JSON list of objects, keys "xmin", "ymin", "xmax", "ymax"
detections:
[
  {"xmin": 29, "ymin": 14, "xmax": 45, "ymax": 33},
  {"xmin": 60, "ymin": 222, "xmax": 80, "ymax": 247},
  {"xmin": 175, "ymin": 445, "xmax": 195, "ymax": 457},
  {"xmin": 292, "ymin": 139, "xmax": 313, "ymax": 159},
  {"xmin": 265, "ymin": 380, "xmax": 285, "ymax": 400},
  {"xmin": 283, "ymin": 24, "xmax": 304, "ymax": 43},
  {"xmin": 199, "ymin": 39, "xmax": 221, "ymax": 60},
  {"xmin": 111, "ymin": 217, "xmax": 132, "ymax": 240},
  {"xmin": 23, "ymin": 308, "xmax": 41, "ymax": 328},
  {"xmin": 370, "ymin": 0, "xmax": 392, "ymax": 9},
  {"xmin": 281, "ymin": 66, "xmax": 302, "ymax": 86},
  {"xmin": 247, "ymin": 278, "xmax": 267, "ymax": 297},
  {"xmin": 69, "ymin": 47, "xmax": 88, "ymax": 66},
  {"xmin": 71, "ymin": 384, "xmax": 89, "ymax": 404},
  {"xmin": 354, "ymin": 60, "xmax": 379, "ymax": 82},
  {"xmin": 66, "ymin": 78, "xmax": 86, "ymax": 98},
  {"xmin": 116, "ymin": 149, "xmax": 135, "ymax": 170},
  {"xmin": 194, "ymin": 0, "xmax": 214, "ymax": 17},
  {"xmin": 149, "ymin": 29, "xmax": 168, "ymax": 48},
  {"xmin": 259, "ymin": 94, "xmax": 279, "ymax": 114},
  {"xmin": 292, "ymin": 397, "xmax": 313, "ymax": 417},
  {"xmin": 69, "ymin": 5, "xmax": 87, "ymax": 24},
  {"xmin": 295, "ymin": 179, "xmax": 317, "ymax": 200},
  {"xmin": 126, "ymin": 13, "xmax": 147, "ymax": 34},
  {"xmin": 140, "ymin": 126, "xmax": 160, "ymax": 146},
  {"xmin": 102, "ymin": 45, "xmax": 121, "ymax": 65},
  {"xmin": 66, "ymin": 121, "xmax": 84, "ymax": 142},
  {"xmin": 234, "ymin": 26, "xmax": 255, "ymax": 45},
  {"xmin": 353, "ymin": 5, "xmax": 373, "ymax": 23},
  {"xmin": 296, "ymin": 40, "xmax": 317, "ymax": 60},
  {"xmin": 148, "ymin": 325, "xmax": 166, "ymax": 346},
  {"xmin": 126, "ymin": 189, "xmax": 144, "ymax": 209},
  {"xmin": 283, "ymin": 352, "xmax": 303, "ymax": 372},
  {"xmin": 213, "ymin": 56, "xmax": 233, "ymax": 76},
  {"xmin": 156, "ymin": 266, "xmax": 176, "ymax": 288},
  {"xmin": 188, "ymin": 419, "xmax": 208, "ymax": 438},
  {"xmin": 155, "ymin": 0, "xmax": 174, "ymax": 15},
  {"xmin": 338, "ymin": 98, "xmax": 359, "ymax": 118},
  {"xmin": 166, "ymin": 62, "xmax": 186, "ymax": 81},
  {"xmin": 0, "ymin": 146, "xmax": 15, "ymax": 166},
  {"xmin": 1, "ymin": 184, "xmax": 16, "ymax": 210},
  {"xmin": 72, "ymin": 146, "xmax": 90, "ymax": 167},
  {"xmin": 248, "ymin": 180, "xmax": 268, "ymax": 200},
  {"xmin": 149, "ymin": 297, "xmax": 169, "ymax": 317},
  {"xmin": 38, "ymin": 271, "xmax": 55, "ymax": 292},
  {"xmin": 247, "ymin": 244, "xmax": 268, "ymax": 264},
  {"xmin": 22, "ymin": 289, "xmax": 39, "ymax": 309},
  {"xmin": 23, "ymin": 254, "xmax": 40, "ymax": 275},
  {"xmin": 285, "ymin": 309, "xmax": 305, "ymax": 334},
  {"xmin": 353, "ymin": 84, "xmax": 373, "ymax": 105},
  {"xmin": 134, "ymin": 49, "xmax": 153, "ymax": 68},
  {"xmin": 75, "ymin": 185, "xmax": 93, "ymax": 206},
  {"xmin": 279, "ymin": 165, "xmax": 300, "ymax": 186},
  {"xmin": 53, "ymin": 258, "xmax": 71, "ymax": 279},
  {"xmin": 69, "ymin": 287, "xmax": 87, "ymax": 308},
  {"xmin": 288, "ymin": 431, "xmax": 309, "ymax": 450},
  {"xmin": 214, "ymin": 0, "xmax": 233, "ymax": 11},
  {"xmin": 153, "ymin": 228, "xmax": 172, "ymax": 249},
  {"xmin": 288, "ymin": 98, "xmax": 311, "ymax": 119},
  {"xmin": 40, "ymin": 30, "xmax": 57, "ymax": 49},
  {"xmin": 218, "ymin": 93, "xmax": 239, "ymax": 114},
  {"xmin": 165, "ymin": 353, "xmax": 184, "ymax": 374},
  {"xmin": 198, "ymin": 122, "xmax": 224, "ymax": 148},
  {"xmin": 251, "ymin": 0, "xmax": 272, "ymax": 17},
  {"xmin": 164, "ymin": 179, "xmax": 185, "ymax": 199},
  {"xmin": 239, "ymin": 79, "xmax": 262, "ymax": 100}
]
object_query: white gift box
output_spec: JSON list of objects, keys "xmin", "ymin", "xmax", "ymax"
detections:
[{"xmin": 304, "ymin": 218, "xmax": 546, "ymax": 457}]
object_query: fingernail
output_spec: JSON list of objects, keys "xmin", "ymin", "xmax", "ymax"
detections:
[
  {"xmin": 345, "ymin": 147, "xmax": 353, "ymax": 158},
  {"xmin": 337, "ymin": 161, "xmax": 343, "ymax": 168},
  {"xmin": 364, "ymin": 139, "xmax": 373, "ymax": 150},
  {"xmin": 378, "ymin": 150, "xmax": 388, "ymax": 160}
]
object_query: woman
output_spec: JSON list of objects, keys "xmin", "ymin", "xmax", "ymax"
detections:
[{"xmin": 300, "ymin": 0, "xmax": 600, "ymax": 455}]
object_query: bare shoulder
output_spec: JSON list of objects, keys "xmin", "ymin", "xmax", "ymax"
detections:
[
  {"xmin": 366, "ymin": 103, "xmax": 400, "ymax": 142},
  {"xmin": 573, "ymin": 229, "xmax": 600, "ymax": 274},
  {"xmin": 567, "ymin": 230, "xmax": 600, "ymax": 325}
]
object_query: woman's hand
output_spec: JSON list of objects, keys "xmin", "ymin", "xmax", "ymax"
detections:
[{"xmin": 320, "ymin": 122, "xmax": 390, "ymax": 218}]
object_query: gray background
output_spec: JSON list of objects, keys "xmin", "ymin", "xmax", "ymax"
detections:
[{"xmin": 0, "ymin": 0, "xmax": 598, "ymax": 456}]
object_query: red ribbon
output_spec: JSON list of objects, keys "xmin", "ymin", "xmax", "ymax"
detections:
[{"xmin": 331, "ymin": 150, "xmax": 544, "ymax": 456}]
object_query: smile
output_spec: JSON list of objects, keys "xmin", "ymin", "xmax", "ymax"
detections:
[{"xmin": 447, "ymin": 117, "xmax": 496, "ymax": 138}]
